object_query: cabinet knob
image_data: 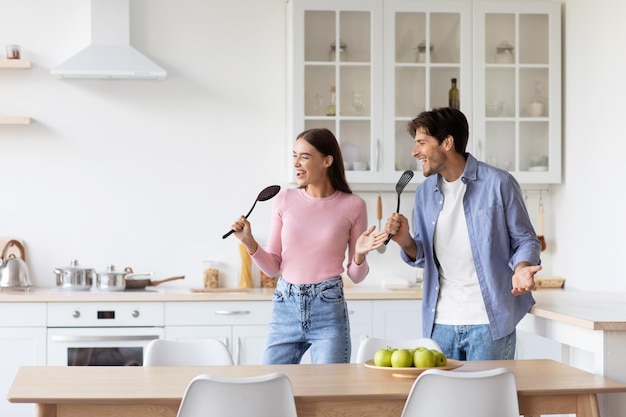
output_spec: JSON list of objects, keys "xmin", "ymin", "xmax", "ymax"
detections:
[
  {"xmin": 132, "ymin": 310, "xmax": 140, "ymax": 318},
  {"xmin": 72, "ymin": 310, "xmax": 80, "ymax": 318}
]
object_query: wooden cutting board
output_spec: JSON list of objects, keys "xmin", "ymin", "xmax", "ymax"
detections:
[{"xmin": 190, "ymin": 288, "xmax": 251, "ymax": 293}]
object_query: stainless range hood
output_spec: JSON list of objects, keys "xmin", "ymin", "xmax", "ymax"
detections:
[{"xmin": 51, "ymin": 0, "xmax": 166, "ymax": 80}]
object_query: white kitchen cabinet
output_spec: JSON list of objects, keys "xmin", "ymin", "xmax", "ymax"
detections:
[
  {"xmin": 164, "ymin": 301, "xmax": 272, "ymax": 365},
  {"xmin": 0, "ymin": 303, "xmax": 46, "ymax": 417},
  {"xmin": 372, "ymin": 299, "xmax": 422, "ymax": 340},
  {"xmin": 289, "ymin": 0, "xmax": 561, "ymax": 185},
  {"xmin": 289, "ymin": 0, "xmax": 471, "ymax": 184},
  {"xmin": 473, "ymin": 1, "xmax": 562, "ymax": 183}
]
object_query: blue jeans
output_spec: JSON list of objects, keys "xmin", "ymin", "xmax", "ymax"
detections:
[
  {"xmin": 262, "ymin": 277, "xmax": 351, "ymax": 364},
  {"xmin": 431, "ymin": 324, "xmax": 516, "ymax": 361}
]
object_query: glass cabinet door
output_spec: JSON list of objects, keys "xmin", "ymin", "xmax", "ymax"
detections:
[
  {"xmin": 474, "ymin": 1, "xmax": 562, "ymax": 184},
  {"xmin": 383, "ymin": 1, "xmax": 472, "ymax": 183},
  {"xmin": 292, "ymin": 0, "xmax": 383, "ymax": 183}
]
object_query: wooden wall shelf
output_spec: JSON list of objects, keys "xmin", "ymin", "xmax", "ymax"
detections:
[
  {"xmin": 0, "ymin": 116, "xmax": 31, "ymax": 125},
  {"xmin": 0, "ymin": 59, "xmax": 31, "ymax": 69}
]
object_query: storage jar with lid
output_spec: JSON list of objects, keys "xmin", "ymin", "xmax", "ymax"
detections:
[{"xmin": 495, "ymin": 41, "xmax": 514, "ymax": 64}]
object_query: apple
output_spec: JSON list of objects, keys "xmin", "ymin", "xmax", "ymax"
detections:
[
  {"xmin": 391, "ymin": 349, "xmax": 414, "ymax": 368},
  {"xmin": 373, "ymin": 348, "xmax": 393, "ymax": 367},
  {"xmin": 430, "ymin": 349, "xmax": 447, "ymax": 367},
  {"xmin": 413, "ymin": 348, "xmax": 436, "ymax": 368}
]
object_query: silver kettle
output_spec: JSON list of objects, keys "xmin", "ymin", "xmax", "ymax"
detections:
[{"xmin": 0, "ymin": 240, "xmax": 33, "ymax": 289}]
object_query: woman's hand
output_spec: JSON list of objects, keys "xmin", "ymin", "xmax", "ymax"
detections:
[
  {"xmin": 353, "ymin": 225, "xmax": 388, "ymax": 264},
  {"xmin": 230, "ymin": 216, "xmax": 259, "ymax": 255}
]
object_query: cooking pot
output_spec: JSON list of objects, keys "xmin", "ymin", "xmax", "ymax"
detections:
[
  {"xmin": 0, "ymin": 240, "xmax": 32, "ymax": 289},
  {"xmin": 54, "ymin": 260, "xmax": 95, "ymax": 291},
  {"xmin": 95, "ymin": 265, "xmax": 152, "ymax": 291}
]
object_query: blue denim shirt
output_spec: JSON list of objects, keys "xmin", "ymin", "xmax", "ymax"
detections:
[{"xmin": 401, "ymin": 154, "xmax": 541, "ymax": 340}]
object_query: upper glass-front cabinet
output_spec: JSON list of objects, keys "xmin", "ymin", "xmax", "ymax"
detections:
[
  {"xmin": 289, "ymin": 0, "xmax": 471, "ymax": 184},
  {"xmin": 289, "ymin": 0, "xmax": 561, "ymax": 185},
  {"xmin": 473, "ymin": 1, "xmax": 562, "ymax": 183},
  {"xmin": 384, "ymin": 1, "xmax": 471, "ymax": 183},
  {"xmin": 290, "ymin": 0, "xmax": 383, "ymax": 184}
]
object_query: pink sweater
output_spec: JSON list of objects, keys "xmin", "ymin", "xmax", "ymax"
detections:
[{"xmin": 251, "ymin": 188, "xmax": 370, "ymax": 284}]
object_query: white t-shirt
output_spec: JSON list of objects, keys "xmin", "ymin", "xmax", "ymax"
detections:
[{"xmin": 433, "ymin": 176, "xmax": 489, "ymax": 325}]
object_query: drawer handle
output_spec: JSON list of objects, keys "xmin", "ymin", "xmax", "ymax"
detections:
[
  {"xmin": 50, "ymin": 335, "xmax": 159, "ymax": 342},
  {"xmin": 215, "ymin": 310, "xmax": 250, "ymax": 316}
]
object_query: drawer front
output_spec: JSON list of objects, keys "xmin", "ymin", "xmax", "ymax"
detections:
[
  {"xmin": 0, "ymin": 302, "xmax": 46, "ymax": 326},
  {"xmin": 47, "ymin": 302, "xmax": 165, "ymax": 327},
  {"xmin": 166, "ymin": 301, "xmax": 272, "ymax": 326},
  {"xmin": 346, "ymin": 300, "xmax": 373, "ymax": 325}
]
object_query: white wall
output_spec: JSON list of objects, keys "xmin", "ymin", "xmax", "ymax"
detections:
[{"xmin": 0, "ymin": 0, "xmax": 621, "ymax": 291}]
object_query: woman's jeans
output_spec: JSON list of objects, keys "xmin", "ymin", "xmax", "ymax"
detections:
[
  {"xmin": 262, "ymin": 276, "xmax": 351, "ymax": 364},
  {"xmin": 432, "ymin": 323, "xmax": 516, "ymax": 360}
]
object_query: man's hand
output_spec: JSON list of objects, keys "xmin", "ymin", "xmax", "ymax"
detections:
[{"xmin": 511, "ymin": 263, "xmax": 542, "ymax": 296}]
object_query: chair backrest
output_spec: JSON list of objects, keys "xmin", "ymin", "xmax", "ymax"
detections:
[
  {"xmin": 401, "ymin": 367, "xmax": 519, "ymax": 417},
  {"xmin": 143, "ymin": 339, "xmax": 234, "ymax": 366},
  {"xmin": 355, "ymin": 337, "xmax": 442, "ymax": 363},
  {"xmin": 176, "ymin": 372, "xmax": 298, "ymax": 417}
]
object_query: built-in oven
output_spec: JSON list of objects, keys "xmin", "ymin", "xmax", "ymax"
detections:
[{"xmin": 47, "ymin": 302, "xmax": 164, "ymax": 366}]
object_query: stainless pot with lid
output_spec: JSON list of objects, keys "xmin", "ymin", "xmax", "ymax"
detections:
[
  {"xmin": 54, "ymin": 260, "xmax": 94, "ymax": 290},
  {"xmin": 95, "ymin": 265, "xmax": 152, "ymax": 291}
]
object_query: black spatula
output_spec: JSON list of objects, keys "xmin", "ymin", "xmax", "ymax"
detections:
[
  {"xmin": 222, "ymin": 185, "xmax": 281, "ymax": 239},
  {"xmin": 384, "ymin": 170, "xmax": 414, "ymax": 245}
]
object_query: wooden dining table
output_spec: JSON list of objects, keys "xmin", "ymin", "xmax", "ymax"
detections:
[{"xmin": 7, "ymin": 359, "xmax": 626, "ymax": 417}]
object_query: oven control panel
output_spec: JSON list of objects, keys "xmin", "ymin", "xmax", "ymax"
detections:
[{"xmin": 47, "ymin": 302, "xmax": 165, "ymax": 327}]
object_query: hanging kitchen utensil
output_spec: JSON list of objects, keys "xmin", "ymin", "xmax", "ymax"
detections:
[
  {"xmin": 538, "ymin": 191, "xmax": 547, "ymax": 251},
  {"xmin": 222, "ymin": 185, "xmax": 281, "ymax": 239},
  {"xmin": 376, "ymin": 194, "xmax": 386, "ymax": 253},
  {"xmin": 384, "ymin": 170, "xmax": 414, "ymax": 245}
]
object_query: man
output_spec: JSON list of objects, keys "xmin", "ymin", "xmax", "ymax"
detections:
[{"xmin": 385, "ymin": 107, "xmax": 541, "ymax": 361}]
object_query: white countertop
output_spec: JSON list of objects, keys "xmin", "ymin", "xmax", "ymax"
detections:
[{"xmin": 0, "ymin": 285, "xmax": 423, "ymax": 302}]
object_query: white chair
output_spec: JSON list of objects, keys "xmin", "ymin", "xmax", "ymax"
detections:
[
  {"xmin": 176, "ymin": 372, "xmax": 298, "ymax": 417},
  {"xmin": 400, "ymin": 367, "xmax": 519, "ymax": 417},
  {"xmin": 355, "ymin": 337, "xmax": 442, "ymax": 363},
  {"xmin": 143, "ymin": 339, "xmax": 234, "ymax": 366}
]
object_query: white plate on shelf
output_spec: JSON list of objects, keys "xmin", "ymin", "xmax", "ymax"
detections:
[{"xmin": 528, "ymin": 166, "xmax": 548, "ymax": 172}]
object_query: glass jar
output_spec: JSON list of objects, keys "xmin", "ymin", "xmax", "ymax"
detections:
[
  {"xmin": 416, "ymin": 41, "xmax": 434, "ymax": 63},
  {"xmin": 202, "ymin": 260, "xmax": 220, "ymax": 288},
  {"xmin": 329, "ymin": 40, "xmax": 346, "ymax": 62},
  {"xmin": 495, "ymin": 41, "xmax": 514, "ymax": 64},
  {"xmin": 6, "ymin": 44, "xmax": 20, "ymax": 60}
]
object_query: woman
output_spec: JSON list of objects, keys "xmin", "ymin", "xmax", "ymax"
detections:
[{"xmin": 230, "ymin": 128, "xmax": 387, "ymax": 364}]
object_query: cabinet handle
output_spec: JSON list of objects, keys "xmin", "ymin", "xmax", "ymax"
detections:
[
  {"xmin": 50, "ymin": 334, "xmax": 159, "ymax": 342},
  {"xmin": 235, "ymin": 336, "xmax": 241, "ymax": 365},
  {"xmin": 214, "ymin": 310, "xmax": 250, "ymax": 315},
  {"xmin": 376, "ymin": 138, "xmax": 381, "ymax": 171}
]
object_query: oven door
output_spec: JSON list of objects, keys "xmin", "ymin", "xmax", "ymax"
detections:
[{"xmin": 47, "ymin": 327, "xmax": 164, "ymax": 366}]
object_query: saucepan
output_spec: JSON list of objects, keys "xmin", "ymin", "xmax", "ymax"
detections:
[{"xmin": 95, "ymin": 266, "xmax": 185, "ymax": 291}]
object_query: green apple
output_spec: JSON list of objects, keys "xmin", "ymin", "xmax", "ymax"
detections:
[
  {"xmin": 391, "ymin": 349, "xmax": 414, "ymax": 368},
  {"xmin": 413, "ymin": 348, "xmax": 436, "ymax": 368},
  {"xmin": 373, "ymin": 348, "xmax": 393, "ymax": 367},
  {"xmin": 430, "ymin": 349, "xmax": 447, "ymax": 367}
]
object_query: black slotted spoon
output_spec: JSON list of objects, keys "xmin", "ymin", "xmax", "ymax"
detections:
[
  {"xmin": 384, "ymin": 170, "xmax": 414, "ymax": 245},
  {"xmin": 222, "ymin": 185, "xmax": 281, "ymax": 239}
]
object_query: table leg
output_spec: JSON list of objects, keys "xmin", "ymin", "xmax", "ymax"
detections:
[
  {"xmin": 36, "ymin": 404, "xmax": 56, "ymax": 417},
  {"xmin": 577, "ymin": 393, "xmax": 600, "ymax": 417}
]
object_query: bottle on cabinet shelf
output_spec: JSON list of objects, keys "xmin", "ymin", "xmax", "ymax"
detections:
[
  {"xmin": 326, "ymin": 86, "xmax": 337, "ymax": 116},
  {"xmin": 448, "ymin": 78, "xmax": 460, "ymax": 109}
]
